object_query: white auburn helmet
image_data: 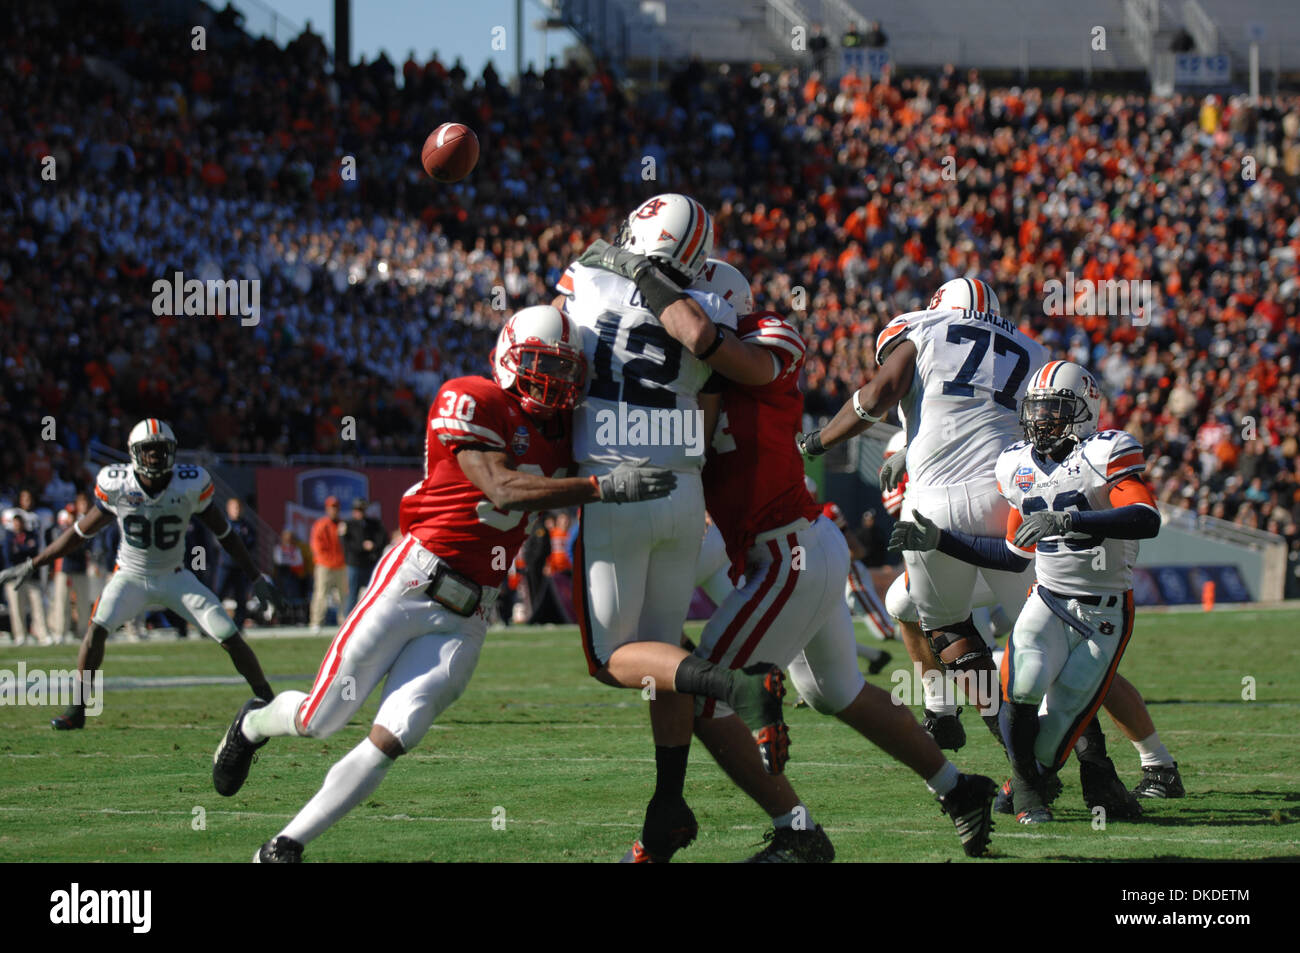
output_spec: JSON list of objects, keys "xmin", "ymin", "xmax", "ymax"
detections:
[
  {"xmin": 615, "ymin": 193, "xmax": 714, "ymax": 284},
  {"xmin": 128, "ymin": 418, "xmax": 177, "ymax": 481},
  {"xmin": 694, "ymin": 257, "xmax": 754, "ymax": 314},
  {"xmin": 492, "ymin": 305, "xmax": 586, "ymax": 419},
  {"xmin": 927, "ymin": 276, "xmax": 1001, "ymax": 317},
  {"xmin": 1020, "ymin": 360, "xmax": 1102, "ymax": 456}
]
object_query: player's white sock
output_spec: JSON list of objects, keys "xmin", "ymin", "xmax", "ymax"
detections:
[
  {"xmin": 922, "ymin": 669, "xmax": 958, "ymax": 716},
  {"xmin": 242, "ymin": 690, "xmax": 308, "ymax": 743},
  {"xmin": 1132, "ymin": 731, "xmax": 1174, "ymax": 767},
  {"xmin": 855, "ymin": 643, "xmax": 885, "ymax": 662},
  {"xmin": 773, "ymin": 803, "xmax": 814, "ymax": 830},
  {"xmin": 280, "ymin": 737, "xmax": 394, "ymax": 846},
  {"xmin": 925, "ymin": 761, "xmax": 960, "ymax": 798}
]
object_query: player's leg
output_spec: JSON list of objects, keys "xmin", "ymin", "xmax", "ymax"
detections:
[
  {"xmin": 1101, "ymin": 673, "xmax": 1184, "ymax": 798},
  {"xmin": 1035, "ymin": 591, "xmax": 1142, "ymax": 819},
  {"xmin": 258, "ymin": 615, "xmax": 487, "ymax": 862},
  {"xmin": 4, "ymin": 580, "xmax": 28, "ymax": 644},
  {"xmin": 168, "ymin": 569, "xmax": 272, "ymax": 701},
  {"xmin": 688, "ymin": 517, "xmax": 845, "ymax": 861},
  {"xmin": 887, "ymin": 571, "xmax": 964, "ymax": 748},
  {"xmin": 50, "ymin": 572, "xmax": 146, "ymax": 730},
  {"xmin": 221, "ymin": 538, "xmax": 431, "ymax": 800},
  {"xmin": 790, "ymin": 558, "xmax": 997, "ymax": 858},
  {"xmin": 1000, "ymin": 588, "xmax": 1071, "ymax": 823},
  {"xmin": 308, "ymin": 564, "xmax": 329, "ymax": 630},
  {"xmin": 578, "ymin": 494, "xmax": 785, "ymax": 747}
]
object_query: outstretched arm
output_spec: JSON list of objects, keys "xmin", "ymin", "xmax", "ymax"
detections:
[
  {"xmin": 817, "ymin": 340, "xmax": 917, "ymax": 450},
  {"xmin": 30, "ymin": 508, "xmax": 114, "ymax": 570},
  {"xmin": 457, "ymin": 448, "xmax": 676, "ymax": 509}
]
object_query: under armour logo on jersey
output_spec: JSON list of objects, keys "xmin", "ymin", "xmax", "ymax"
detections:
[{"xmin": 635, "ymin": 198, "xmax": 667, "ymax": 219}]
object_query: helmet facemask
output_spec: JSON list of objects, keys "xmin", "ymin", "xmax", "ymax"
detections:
[
  {"xmin": 1020, "ymin": 394, "xmax": 1087, "ymax": 458},
  {"xmin": 504, "ymin": 344, "xmax": 585, "ymax": 419},
  {"xmin": 131, "ymin": 438, "xmax": 176, "ymax": 482}
]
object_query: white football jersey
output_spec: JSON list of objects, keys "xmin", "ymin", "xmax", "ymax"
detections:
[
  {"xmin": 878, "ymin": 308, "xmax": 1047, "ymax": 487},
  {"xmin": 995, "ymin": 430, "xmax": 1152, "ymax": 594},
  {"xmin": 94, "ymin": 464, "xmax": 215, "ymax": 574},
  {"xmin": 557, "ymin": 262, "xmax": 737, "ymax": 473}
]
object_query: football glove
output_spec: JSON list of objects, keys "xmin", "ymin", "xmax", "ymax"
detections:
[
  {"xmin": 796, "ymin": 430, "xmax": 825, "ymax": 457},
  {"xmin": 577, "ymin": 240, "xmax": 658, "ymax": 283},
  {"xmin": 889, "ymin": 510, "xmax": 940, "ymax": 553},
  {"xmin": 252, "ymin": 573, "xmax": 287, "ymax": 617},
  {"xmin": 0, "ymin": 557, "xmax": 35, "ymax": 589},
  {"xmin": 597, "ymin": 460, "xmax": 677, "ymax": 504},
  {"xmin": 1013, "ymin": 510, "xmax": 1073, "ymax": 548},
  {"xmin": 878, "ymin": 451, "xmax": 907, "ymax": 492}
]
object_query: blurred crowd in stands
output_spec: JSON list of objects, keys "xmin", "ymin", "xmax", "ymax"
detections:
[{"xmin": 2, "ymin": 0, "xmax": 1298, "ymax": 619}]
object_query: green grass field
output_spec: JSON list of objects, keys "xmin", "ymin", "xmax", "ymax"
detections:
[{"xmin": 2, "ymin": 608, "xmax": 1298, "ymax": 863}]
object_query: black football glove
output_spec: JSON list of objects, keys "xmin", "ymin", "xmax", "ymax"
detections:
[
  {"xmin": 888, "ymin": 510, "xmax": 940, "ymax": 553},
  {"xmin": 577, "ymin": 240, "xmax": 658, "ymax": 283},
  {"xmin": 252, "ymin": 573, "xmax": 287, "ymax": 617},
  {"xmin": 796, "ymin": 430, "xmax": 825, "ymax": 457},
  {"xmin": 597, "ymin": 460, "xmax": 677, "ymax": 504},
  {"xmin": 1013, "ymin": 511, "xmax": 1073, "ymax": 549},
  {"xmin": 878, "ymin": 451, "xmax": 907, "ymax": 492},
  {"xmin": 0, "ymin": 557, "xmax": 35, "ymax": 589}
]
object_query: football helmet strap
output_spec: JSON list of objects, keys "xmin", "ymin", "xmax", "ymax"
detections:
[
  {"xmin": 615, "ymin": 194, "xmax": 714, "ymax": 285},
  {"xmin": 492, "ymin": 305, "xmax": 586, "ymax": 419},
  {"xmin": 128, "ymin": 418, "xmax": 177, "ymax": 481},
  {"xmin": 1020, "ymin": 361, "xmax": 1101, "ymax": 457},
  {"xmin": 693, "ymin": 258, "xmax": 754, "ymax": 314}
]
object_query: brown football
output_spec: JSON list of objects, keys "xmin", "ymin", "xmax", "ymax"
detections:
[{"xmin": 422, "ymin": 122, "xmax": 479, "ymax": 183}]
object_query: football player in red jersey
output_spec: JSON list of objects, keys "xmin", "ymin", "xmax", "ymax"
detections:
[
  {"xmin": 211, "ymin": 306, "xmax": 679, "ymax": 862},
  {"xmin": 683, "ymin": 261, "xmax": 998, "ymax": 861}
]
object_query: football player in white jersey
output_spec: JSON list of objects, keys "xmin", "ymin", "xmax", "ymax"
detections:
[
  {"xmin": 554, "ymin": 197, "xmax": 798, "ymax": 861},
  {"xmin": 890, "ymin": 363, "xmax": 1164, "ymax": 822},
  {"xmin": 0, "ymin": 420, "xmax": 284, "ymax": 729},
  {"xmin": 800, "ymin": 277, "xmax": 1045, "ymax": 746}
]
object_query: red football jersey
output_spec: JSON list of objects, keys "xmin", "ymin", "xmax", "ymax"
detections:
[
  {"xmin": 704, "ymin": 312, "xmax": 821, "ymax": 579},
  {"xmin": 400, "ymin": 376, "xmax": 574, "ymax": 587}
]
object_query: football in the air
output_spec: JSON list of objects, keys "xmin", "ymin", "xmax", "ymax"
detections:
[{"xmin": 422, "ymin": 122, "xmax": 479, "ymax": 182}]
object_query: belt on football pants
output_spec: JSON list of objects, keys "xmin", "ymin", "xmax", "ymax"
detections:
[
  {"xmin": 409, "ymin": 539, "xmax": 498, "ymax": 616},
  {"xmin": 1038, "ymin": 586, "xmax": 1119, "ymax": 608}
]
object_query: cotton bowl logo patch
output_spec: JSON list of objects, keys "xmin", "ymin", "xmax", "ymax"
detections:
[
  {"xmin": 124, "ymin": 491, "xmax": 145, "ymax": 505},
  {"xmin": 1013, "ymin": 466, "xmax": 1036, "ymax": 491},
  {"xmin": 511, "ymin": 426, "xmax": 530, "ymax": 456}
]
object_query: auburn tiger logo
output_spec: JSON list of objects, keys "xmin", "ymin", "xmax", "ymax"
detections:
[{"xmin": 635, "ymin": 198, "xmax": 667, "ymax": 219}]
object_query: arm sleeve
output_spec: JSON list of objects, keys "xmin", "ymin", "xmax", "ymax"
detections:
[
  {"xmin": 938, "ymin": 526, "xmax": 1032, "ymax": 573},
  {"xmin": 93, "ymin": 474, "xmax": 116, "ymax": 515},
  {"xmin": 1069, "ymin": 477, "xmax": 1161, "ymax": 540},
  {"xmin": 430, "ymin": 380, "xmax": 509, "ymax": 451}
]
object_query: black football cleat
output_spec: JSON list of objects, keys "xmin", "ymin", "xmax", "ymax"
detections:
[
  {"xmin": 254, "ymin": 836, "xmax": 303, "ymax": 863},
  {"xmin": 938, "ymin": 773, "xmax": 997, "ymax": 857},
  {"xmin": 620, "ymin": 799, "xmax": 698, "ymax": 863},
  {"xmin": 744, "ymin": 824, "xmax": 835, "ymax": 863},
  {"xmin": 867, "ymin": 650, "xmax": 893, "ymax": 676},
  {"xmin": 50, "ymin": 704, "xmax": 86, "ymax": 731},
  {"xmin": 1080, "ymin": 757, "xmax": 1143, "ymax": 819},
  {"xmin": 1017, "ymin": 806, "xmax": 1053, "ymax": 825},
  {"xmin": 995, "ymin": 771, "xmax": 1062, "ymax": 815},
  {"xmin": 1133, "ymin": 762, "xmax": 1184, "ymax": 799},
  {"xmin": 923, "ymin": 708, "xmax": 966, "ymax": 751},
  {"xmin": 213, "ymin": 698, "xmax": 268, "ymax": 797}
]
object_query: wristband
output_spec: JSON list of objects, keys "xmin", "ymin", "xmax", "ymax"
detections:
[
  {"xmin": 214, "ymin": 520, "xmax": 232, "ymax": 540},
  {"xmin": 696, "ymin": 324, "xmax": 725, "ymax": 361},
  {"xmin": 853, "ymin": 389, "xmax": 882, "ymax": 423},
  {"xmin": 72, "ymin": 522, "xmax": 92, "ymax": 539}
]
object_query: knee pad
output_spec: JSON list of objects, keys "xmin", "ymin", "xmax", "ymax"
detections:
[{"xmin": 927, "ymin": 616, "xmax": 993, "ymax": 673}]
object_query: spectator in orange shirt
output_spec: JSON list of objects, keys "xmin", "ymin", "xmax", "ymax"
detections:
[{"xmin": 309, "ymin": 496, "xmax": 346, "ymax": 631}]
